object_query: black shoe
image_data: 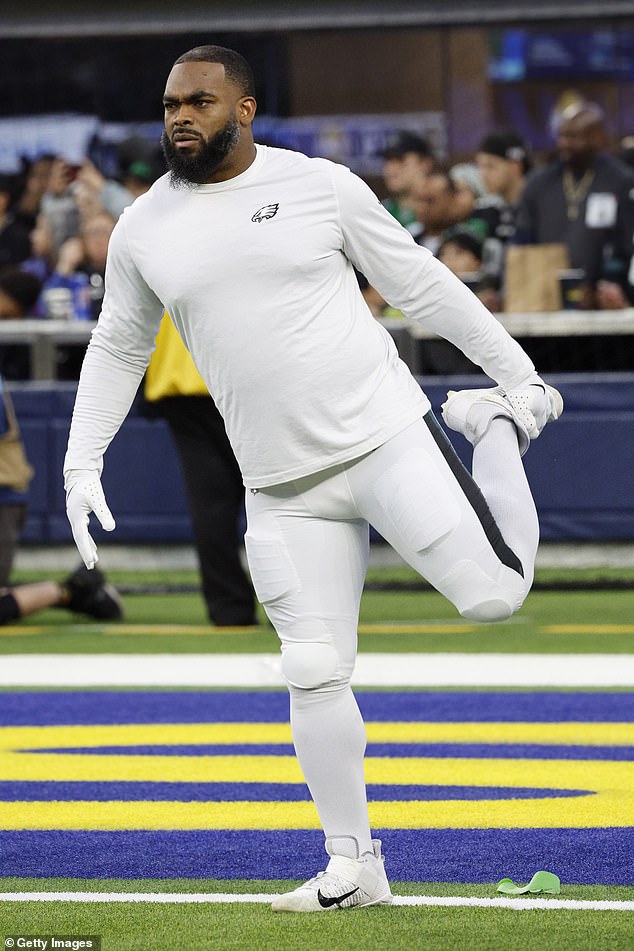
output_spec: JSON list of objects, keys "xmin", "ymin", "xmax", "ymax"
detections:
[{"xmin": 64, "ymin": 565, "xmax": 124, "ymax": 620}]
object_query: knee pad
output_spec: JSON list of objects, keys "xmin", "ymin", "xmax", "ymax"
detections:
[
  {"xmin": 281, "ymin": 640, "xmax": 340, "ymax": 690},
  {"xmin": 440, "ymin": 558, "xmax": 526, "ymax": 623},
  {"xmin": 461, "ymin": 598, "xmax": 514, "ymax": 623}
]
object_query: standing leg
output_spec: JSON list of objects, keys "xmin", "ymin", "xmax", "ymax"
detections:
[
  {"xmin": 245, "ymin": 473, "xmax": 392, "ymax": 911},
  {"xmin": 159, "ymin": 396, "xmax": 256, "ymax": 625},
  {"xmin": 245, "ymin": 480, "xmax": 371, "ymax": 854}
]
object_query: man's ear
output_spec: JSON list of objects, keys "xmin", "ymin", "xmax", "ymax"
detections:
[{"xmin": 238, "ymin": 96, "xmax": 257, "ymax": 125}]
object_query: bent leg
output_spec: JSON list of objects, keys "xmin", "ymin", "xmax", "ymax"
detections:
[
  {"xmin": 244, "ymin": 477, "xmax": 373, "ymax": 859},
  {"xmin": 348, "ymin": 415, "xmax": 535, "ymax": 622},
  {"xmin": 471, "ymin": 416, "xmax": 539, "ymax": 588}
]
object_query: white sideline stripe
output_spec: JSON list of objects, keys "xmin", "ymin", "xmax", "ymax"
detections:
[
  {"xmin": 0, "ymin": 892, "xmax": 633, "ymax": 911},
  {"xmin": 0, "ymin": 653, "xmax": 632, "ymax": 686}
]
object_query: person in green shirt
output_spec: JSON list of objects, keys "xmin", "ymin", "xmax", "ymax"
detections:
[{"xmin": 379, "ymin": 131, "xmax": 435, "ymax": 237}]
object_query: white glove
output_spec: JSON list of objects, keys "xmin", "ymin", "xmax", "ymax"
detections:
[{"xmin": 65, "ymin": 469, "xmax": 116, "ymax": 569}]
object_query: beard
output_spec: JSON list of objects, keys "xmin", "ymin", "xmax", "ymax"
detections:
[{"xmin": 161, "ymin": 115, "xmax": 240, "ymax": 186}]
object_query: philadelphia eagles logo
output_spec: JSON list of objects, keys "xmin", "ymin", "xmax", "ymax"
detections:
[{"xmin": 251, "ymin": 203, "xmax": 279, "ymax": 223}]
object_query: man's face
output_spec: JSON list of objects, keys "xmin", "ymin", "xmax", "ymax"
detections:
[
  {"xmin": 161, "ymin": 61, "xmax": 242, "ymax": 185},
  {"xmin": 82, "ymin": 213, "xmax": 115, "ymax": 270},
  {"xmin": 557, "ymin": 114, "xmax": 601, "ymax": 168},
  {"xmin": 413, "ymin": 174, "xmax": 455, "ymax": 230},
  {"xmin": 476, "ymin": 153, "xmax": 512, "ymax": 198},
  {"xmin": 382, "ymin": 152, "xmax": 430, "ymax": 197}
]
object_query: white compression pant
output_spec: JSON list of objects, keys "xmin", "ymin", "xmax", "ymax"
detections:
[{"xmin": 244, "ymin": 411, "xmax": 538, "ymax": 858}]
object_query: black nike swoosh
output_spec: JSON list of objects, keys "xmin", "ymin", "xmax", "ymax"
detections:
[{"xmin": 317, "ymin": 886, "xmax": 360, "ymax": 908}]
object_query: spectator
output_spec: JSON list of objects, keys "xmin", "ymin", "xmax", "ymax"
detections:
[
  {"xmin": 378, "ymin": 131, "xmax": 435, "ymax": 236},
  {"xmin": 475, "ymin": 128, "xmax": 533, "ymax": 281},
  {"xmin": 0, "ymin": 267, "xmax": 43, "ymax": 378},
  {"xmin": 0, "ymin": 372, "xmax": 123, "ymax": 623},
  {"xmin": 437, "ymin": 228, "xmax": 483, "ymax": 278},
  {"xmin": 413, "ymin": 170, "xmax": 468, "ymax": 254},
  {"xmin": 13, "ymin": 155, "xmax": 55, "ymax": 233},
  {"xmin": 74, "ymin": 155, "xmax": 158, "ymax": 222},
  {"xmin": 412, "ymin": 170, "xmax": 455, "ymax": 253},
  {"xmin": 448, "ymin": 163, "xmax": 489, "ymax": 222},
  {"xmin": 515, "ymin": 102, "xmax": 634, "ymax": 308},
  {"xmin": 598, "ymin": 194, "xmax": 634, "ymax": 307},
  {"xmin": 21, "ymin": 212, "xmax": 57, "ymax": 291},
  {"xmin": 41, "ymin": 210, "xmax": 115, "ymax": 320},
  {"xmin": 476, "ymin": 129, "xmax": 532, "ymax": 235},
  {"xmin": 0, "ymin": 267, "xmax": 42, "ymax": 318},
  {"xmin": 437, "ymin": 229, "xmax": 502, "ymax": 313},
  {"xmin": 0, "ymin": 175, "xmax": 31, "ymax": 270},
  {"xmin": 39, "ymin": 159, "xmax": 82, "ymax": 255}
]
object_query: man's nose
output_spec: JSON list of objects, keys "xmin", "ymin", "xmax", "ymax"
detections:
[{"xmin": 173, "ymin": 105, "xmax": 193, "ymax": 124}]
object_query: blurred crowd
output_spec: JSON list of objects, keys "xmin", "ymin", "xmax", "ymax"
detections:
[
  {"xmin": 368, "ymin": 98, "xmax": 634, "ymax": 318},
  {"xmin": 1, "ymin": 97, "xmax": 633, "ymax": 377},
  {"xmin": 0, "ymin": 137, "xmax": 163, "ymax": 327}
]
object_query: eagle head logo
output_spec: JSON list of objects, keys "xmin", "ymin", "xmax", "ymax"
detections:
[{"xmin": 251, "ymin": 203, "xmax": 279, "ymax": 223}]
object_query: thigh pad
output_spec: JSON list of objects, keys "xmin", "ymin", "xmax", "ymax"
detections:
[{"xmin": 372, "ymin": 447, "xmax": 461, "ymax": 552}]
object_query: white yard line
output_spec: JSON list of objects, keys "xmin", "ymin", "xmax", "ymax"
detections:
[
  {"xmin": 0, "ymin": 652, "xmax": 632, "ymax": 687},
  {"xmin": 0, "ymin": 891, "xmax": 633, "ymax": 911}
]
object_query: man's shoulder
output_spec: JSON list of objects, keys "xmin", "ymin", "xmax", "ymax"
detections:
[
  {"xmin": 117, "ymin": 173, "xmax": 172, "ymax": 226},
  {"xmin": 596, "ymin": 153, "xmax": 634, "ymax": 186},
  {"xmin": 259, "ymin": 143, "xmax": 340, "ymax": 178}
]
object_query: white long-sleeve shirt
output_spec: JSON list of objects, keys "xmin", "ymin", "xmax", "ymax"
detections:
[{"xmin": 65, "ymin": 144, "xmax": 536, "ymax": 488}]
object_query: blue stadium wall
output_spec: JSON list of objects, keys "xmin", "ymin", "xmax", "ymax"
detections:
[{"xmin": 11, "ymin": 373, "xmax": 634, "ymax": 544}]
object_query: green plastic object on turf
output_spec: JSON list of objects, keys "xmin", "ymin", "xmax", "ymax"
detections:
[{"xmin": 496, "ymin": 871, "xmax": 561, "ymax": 895}]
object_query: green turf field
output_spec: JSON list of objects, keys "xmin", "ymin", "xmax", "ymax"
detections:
[
  {"xmin": 1, "ymin": 563, "xmax": 632, "ymax": 950},
  {"xmin": 2, "ymin": 880, "xmax": 634, "ymax": 951},
  {"xmin": 1, "ymin": 567, "xmax": 633, "ymax": 654}
]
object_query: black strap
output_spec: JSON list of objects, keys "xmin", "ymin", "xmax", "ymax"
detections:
[{"xmin": 424, "ymin": 410, "xmax": 524, "ymax": 578}]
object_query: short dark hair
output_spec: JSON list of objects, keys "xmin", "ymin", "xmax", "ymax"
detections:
[
  {"xmin": 478, "ymin": 129, "xmax": 532, "ymax": 174},
  {"xmin": 0, "ymin": 267, "xmax": 42, "ymax": 314},
  {"xmin": 174, "ymin": 45, "xmax": 255, "ymax": 98},
  {"xmin": 439, "ymin": 227, "xmax": 484, "ymax": 263}
]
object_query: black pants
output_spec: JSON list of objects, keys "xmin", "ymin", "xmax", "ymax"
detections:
[
  {"xmin": 0, "ymin": 503, "xmax": 26, "ymax": 588},
  {"xmin": 156, "ymin": 396, "xmax": 256, "ymax": 626}
]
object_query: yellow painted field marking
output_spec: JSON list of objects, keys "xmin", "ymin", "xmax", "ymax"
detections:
[
  {"xmin": 0, "ymin": 721, "xmax": 632, "ymax": 751},
  {"xmin": 1, "ymin": 722, "xmax": 633, "ymax": 829},
  {"xmin": 1, "ymin": 622, "xmax": 632, "ymax": 637},
  {"xmin": 0, "ymin": 766, "xmax": 632, "ymax": 828}
]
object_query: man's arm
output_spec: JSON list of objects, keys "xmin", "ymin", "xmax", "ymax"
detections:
[
  {"xmin": 333, "ymin": 165, "xmax": 538, "ymax": 391},
  {"xmin": 64, "ymin": 214, "xmax": 164, "ymax": 566}
]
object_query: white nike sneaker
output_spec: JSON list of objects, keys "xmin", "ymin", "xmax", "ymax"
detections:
[
  {"xmin": 441, "ymin": 383, "xmax": 563, "ymax": 456},
  {"xmin": 271, "ymin": 839, "xmax": 393, "ymax": 912}
]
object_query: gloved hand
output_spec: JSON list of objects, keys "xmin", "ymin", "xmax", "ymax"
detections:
[
  {"xmin": 65, "ymin": 469, "xmax": 116, "ymax": 569},
  {"xmin": 503, "ymin": 377, "xmax": 564, "ymax": 440}
]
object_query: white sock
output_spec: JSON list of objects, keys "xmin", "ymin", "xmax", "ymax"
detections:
[
  {"xmin": 472, "ymin": 416, "xmax": 539, "ymax": 584},
  {"xmin": 288, "ymin": 681, "xmax": 373, "ymax": 859}
]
